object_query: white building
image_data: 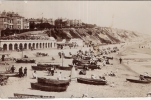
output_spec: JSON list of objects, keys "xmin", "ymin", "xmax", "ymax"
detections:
[{"xmin": 69, "ymin": 38, "xmax": 84, "ymax": 46}]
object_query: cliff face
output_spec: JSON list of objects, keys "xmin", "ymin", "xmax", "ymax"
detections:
[{"xmin": 45, "ymin": 27, "xmax": 143, "ymax": 44}]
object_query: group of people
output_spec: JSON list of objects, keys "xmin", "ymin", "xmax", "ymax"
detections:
[{"xmin": 10, "ymin": 65, "xmax": 27, "ymax": 78}]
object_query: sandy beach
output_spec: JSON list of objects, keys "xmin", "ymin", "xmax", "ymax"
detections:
[{"xmin": 0, "ymin": 40, "xmax": 151, "ymax": 98}]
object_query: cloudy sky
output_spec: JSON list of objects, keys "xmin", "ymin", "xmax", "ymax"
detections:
[{"xmin": 0, "ymin": 1, "xmax": 151, "ymax": 34}]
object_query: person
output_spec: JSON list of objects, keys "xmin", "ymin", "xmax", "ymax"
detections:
[
  {"xmin": 32, "ymin": 70, "xmax": 37, "ymax": 79},
  {"xmin": 51, "ymin": 66, "xmax": 55, "ymax": 76},
  {"xmin": 72, "ymin": 59, "xmax": 77, "ymax": 65},
  {"xmin": 79, "ymin": 69, "xmax": 86, "ymax": 75},
  {"xmin": 19, "ymin": 67, "xmax": 23, "ymax": 78},
  {"xmin": 24, "ymin": 67, "xmax": 27, "ymax": 76},
  {"xmin": 47, "ymin": 68, "xmax": 51, "ymax": 76},
  {"xmin": 2, "ymin": 55, "xmax": 5, "ymax": 61},
  {"xmin": 119, "ymin": 58, "xmax": 122, "ymax": 64},
  {"xmin": 11, "ymin": 65, "xmax": 15, "ymax": 73},
  {"xmin": 91, "ymin": 74, "xmax": 96, "ymax": 79},
  {"xmin": 58, "ymin": 72, "xmax": 62, "ymax": 80},
  {"xmin": 139, "ymin": 75, "xmax": 145, "ymax": 80},
  {"xmin": 58, "ymin": 52, "xmax": 61, "ymax": 58}
]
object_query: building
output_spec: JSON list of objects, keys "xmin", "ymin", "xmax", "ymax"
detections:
[
  {"xmin": 23, "ymin": 19, "xmax": 30, "ymax": 29},
  {"xmin": 43, "ymin": 18, "xmax": 54, "ymax": 25},
  {"xmin": 0, "ymin": 11, "xmax": 24, "ymax": 30},
  {"xmin": 54, "ymin": 18, "xmax": 82, "ymax": 28}
]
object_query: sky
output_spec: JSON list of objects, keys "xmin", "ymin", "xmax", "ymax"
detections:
[{"xmin": 0, "ymin": 1, "xmax": 151, "ymax": 34}]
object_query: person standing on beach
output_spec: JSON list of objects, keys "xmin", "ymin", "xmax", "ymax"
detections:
[
  {"xmin": 58, "ymin": 52, "xmax": 61, "ymax": 58},
  {"xmin": 19, "ymin": 67, "xmax": 23, "ymax": 78},
  {"xmin": 11, "ymin": 65, "xmax": 15, "ymax": 73},
  {"xmin": 119, "ymin": 58, "xmax": 122, "ymax": 64},
  {"xmin": 24, "ymin": 67, "xmax": 27, "ymax": 76}
]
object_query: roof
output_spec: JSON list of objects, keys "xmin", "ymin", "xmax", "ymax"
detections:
[{"xmin": 49, "ymin": 37, "xmax": 56, "ymax": 41}]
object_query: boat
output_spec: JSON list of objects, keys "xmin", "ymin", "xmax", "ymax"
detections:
[
  {"xmin": 77, "ymin": 77, "xmax": 107, "ymax": 85},
  {"xmin": 69, "ymin": 64, "xmax": 99, "ymax": 70},
  {"xmin": 57, "ymin": 66, "xmax": 73, "ymax": 70},
  {"xmin": 31, "ymin": 66, "xmax": 48, "ymax": 71},
  {"xmin": 83, "ymin": 56, "xmax": 91, "ymax": 60},
  {"xmin": 16, "ymin": 59, "xmax": 35, "ymax": 63},
  {"xmin": 126, "ymin": 78, "xmax": 151, "ymax": 84},
  {"xmin": 14, "ymin": 93, "xmax": 55, "ymax": 98},
  {"xmin": 37, "ymin": 77, "xmax": 70, "ymax": 87},
  {"xmin": 140, "ymin": 74, "xmax": 151, "ymax": 79},
  {"xmin": 1, "ymin": 72, "xmax": 19, "ymax": 77},
  {"xmin": 31, "ymin": 83, "xmax": 68, "ymax": 92},
  {"xmin": 37, "ymin": 63, "xmax": 60, "ymax": 67},
  {"xmin": 64, "ymin": 56, "xmax": 73, "ymax": 59}
]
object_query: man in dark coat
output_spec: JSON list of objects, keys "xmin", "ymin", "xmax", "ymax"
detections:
[
  {"xmin": 119, "ymin": 58, "xmax": 122, "ymax": 64},
  {"xmin": 58, "ymin": 52, "xmax": 61, "ymax": 59},
  {"xmin": 24, "ymin": 67, "xmax": 27, "ymax": 76},
  {"xmin": 19, "ymin": 67, "xmax": 23, "ymax": 77},
  {"xmin": 11, "ymin": 65, "xmax": 15, "ymax": 73}
]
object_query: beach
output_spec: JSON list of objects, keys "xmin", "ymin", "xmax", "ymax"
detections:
[{"xmin": 0, "ymin": 40, "xmax": 151, "ymax": 98}]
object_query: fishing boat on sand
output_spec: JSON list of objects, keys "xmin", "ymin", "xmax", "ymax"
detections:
[
  {"xmin": 77, "ymin": 77, "xmax": 107, "ymax": 85},
  {"xmin": 31, "ymin": 83, "xmax": 68, "ymax": 92},
  {"xmin": 37, "ymin": 77, "xmax": 70, "ymax": 87},
  {"xmin": 126, "ymin": 78, "xmax": 151, "ymax": 84}
]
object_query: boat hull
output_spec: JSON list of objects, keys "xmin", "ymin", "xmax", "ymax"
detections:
[
  {"xmin": 37, "ymin": 78, "xmax": 70, "ymax": 87},
  {"xmin": 126, "ymin": 78, "xmax": 151, "ymax": 84},
  {"xmin": 77, "ymin": 78, "xmax": 107, "ymax": 85},
  {"xmin": 31, "ymin": 83, "xmax": 67, "ymax": 92}
]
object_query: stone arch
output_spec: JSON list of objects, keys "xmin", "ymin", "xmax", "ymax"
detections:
[
  {"xmin": 3, "ymin": 44, "xmax": 7, "ymax": 51},
  {"xmin": 43, "ymin": 43, "xmax": 45, "ymax": 48},
  {"xmin": 33, "ymin": 43, "xmax": 35, "ymax": 49},
  {"xmin": 14, "ymin": 43, "xmax": 18, "ymax": 50},
  {"xmin": 36, "ymin": 43, "xmax": 38, "ymax": 49},
  {"xmin": 29, "ymin": 43, "xmax": 31, "ymax": 49},
  {"xmin": 45, "ymin": 43, "xmax": 47, "ymax": 48},
  {"xmin": 9, "ymin": 44, "xmax": 13, "ymax": 50},
  {"xmin": 24, "ymin": 43, "xmax": 27, "ymax": 49},
  {"xmin": 48, "ymin": 43, "xmax": 50, "ymax": 48},
  {"xmin": 51, "ymin": 43, "xmax": 52, "ymax": 47},
  {"xmin": 40, "ymin": 43, "xmax": 42, "ymax": 48},
  {"xmin": 19, "ymin": 43, "xmax": 23, "ymax": 50}
]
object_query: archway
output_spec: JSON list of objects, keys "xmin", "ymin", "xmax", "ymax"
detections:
[
  {"xmin": 51, "ymin": 43, "xmax": 52, "ymax": 47},
  {"xmin": 43, "ymin": 43, "xmax": 45, "ymax": 48},
  {"xmin": 45, "ymin": 43, "xmax": 47, "ymax": 48},
  {"xmin": 9, "ymin": 44, "xmax": 13, "ymax": 50},
  {"xmin": 19, "ymin": 43, "xmax": 23, "ymax": 50},
  {"xmin": 3, "ymin": 44, "xmax": 7, "ymax": 51},
  {"xmin": 14, "ymin": 44, "xmax": 18, "ymax": 50},
  {"xmin": 36, "ymin": 43, "xmax": 38, "ymax": 49},
  {"xmin": 24, "ymin": 43, "xmax": 27, "ymax": 49},
  {"xmin": 33, "ymin": 43, "xmax": 35, "ymax": 49},
  {"xmin": 40, "ymin": 43, "xmax": 42, "ymax": 48},
  {"xmin": 29, "ymin": 43, "xmax": 31, "ymax": 49},
  {"xmin": 48, "ymin": 43, "xmax": 50, "ymax": 48}
]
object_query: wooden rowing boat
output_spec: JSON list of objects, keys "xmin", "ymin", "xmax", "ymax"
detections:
[
  {"xmin": 1, "ymin": 72, "xmax": 19, "ymax": 77},
  {"xmin": 14, "ymin": 93, "xmax": 55, "ymax": 98},
  {"xmin": 64, "ymin": 56, "xmax": 73, "ymax": 59},
  {"xmin": 77, "ymin": 77, "xmax": 107, "ymax": 85},
  {"xmin": 57, "ymin": 66, "xmax": 73, "ymax": 71},
  {"xmin": 31, "ymin": 66, "xmax": 48, "ymax": 71},
  {"xmin": 31, "ymin": 83, "xmax": 68, "ymax": 92},
  {"xmin": 37, "ymin": 77, "xmax": 70, "ymax": 87},
  {"xmin": 16, "ymin": 59, "xmax": 35, "ymax": 63},
  {"xmin": 126, "ymin": 78, "xmax": 151, "ymax": 84}
]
